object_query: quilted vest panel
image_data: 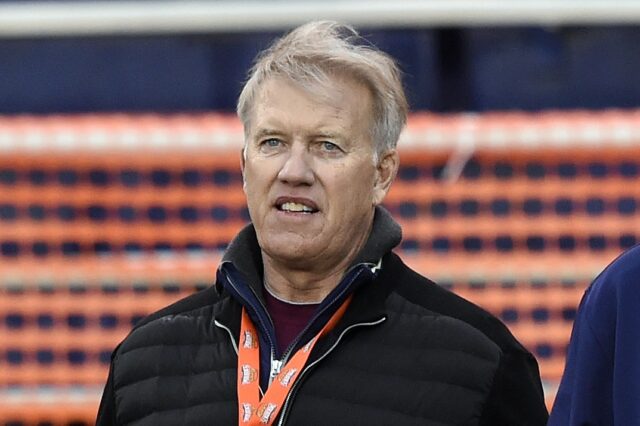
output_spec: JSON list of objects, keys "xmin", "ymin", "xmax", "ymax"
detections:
[{"xmin": 111, "ymin": 292, "xmax": 501, "ymax": 425}]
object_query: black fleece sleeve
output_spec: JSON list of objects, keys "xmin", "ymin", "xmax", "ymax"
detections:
[
  {"xmin": 479, "ymin": 349, "xmax": 549, "ymax": 426},
  {"xmin": 96, "ymin": 356, "xmax": 118, "ymax": 425}
]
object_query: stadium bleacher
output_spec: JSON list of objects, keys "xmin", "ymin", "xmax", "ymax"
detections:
[
  {"xmin": 1, "ymin": 111, "xmax": 639, "ymax": 423},
  {"xmin": 0, "ymin": 1, "xmax": 639, "ymax": 423}
]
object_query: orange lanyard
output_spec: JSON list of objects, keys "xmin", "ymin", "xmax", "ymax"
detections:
[{"xmin": 237, "ymin": 296, "xmax": 352, "ymax": 425}]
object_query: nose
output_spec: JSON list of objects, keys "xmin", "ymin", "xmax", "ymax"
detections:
[{"xmin": 277, "ymin": 143, "xmax": 315, "ymax": 186}]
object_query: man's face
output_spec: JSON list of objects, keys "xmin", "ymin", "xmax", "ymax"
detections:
[{"xmin": 242, "ymin": 76, "xmax": 395, "ymax": 270}]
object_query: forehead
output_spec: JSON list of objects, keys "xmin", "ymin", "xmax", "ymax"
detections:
[{"xmin": 249, "ymin": 75, "xmax": 373, "ymax": 135}]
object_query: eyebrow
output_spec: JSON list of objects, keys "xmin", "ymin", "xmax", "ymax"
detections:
[
  {"xmin": 253, "ymin": 128, "xmax": 285, "ymax": 140},
  {"xmin": 252, "ymin": 127, "xmax": 345, "ymax": 142},
  {"xmin": 312, "ymin": 131, "xmax": 342, "ymax": 140}
]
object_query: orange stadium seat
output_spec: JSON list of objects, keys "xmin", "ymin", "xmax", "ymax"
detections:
[{"xmin": 2, "ymin": 110, "xmax": 640, "ymax": 420}]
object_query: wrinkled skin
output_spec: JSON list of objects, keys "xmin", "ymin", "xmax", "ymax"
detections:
[{"xmin": 242, "ymin": 75, "xmax": 398, "ymax": 302}]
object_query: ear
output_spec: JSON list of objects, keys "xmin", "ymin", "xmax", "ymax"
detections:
[
  {"xmin": 373, "ymin": 149, "xmax": 399, "ymax": 205},
  {"xmin": 240, "ymin": 146, "xmax": 247, "ymax": 191}
]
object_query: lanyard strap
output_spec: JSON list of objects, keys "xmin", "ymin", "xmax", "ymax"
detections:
[{"xmin": 237, "ymin": 296, "xmax": 352, "ymax": 425}]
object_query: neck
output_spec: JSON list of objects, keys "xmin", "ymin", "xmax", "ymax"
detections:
[
  {"xmin": 262, "ymin": 261, "xmax": 346, "ymax": 304},
  {"xmin": 261, "ymin": 225, "xmax": 372, "ymax": 304},
  {"xmin": 263, "ymin": 279, "xmax": 322, "ymax": 305}
]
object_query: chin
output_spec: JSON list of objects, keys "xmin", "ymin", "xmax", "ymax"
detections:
[{"xmin": 260, "ymin": 233, "xmax": 319, "ymax": 265}]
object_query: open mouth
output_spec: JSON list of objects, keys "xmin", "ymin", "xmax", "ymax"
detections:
[{"xmin": 275, "ymin": 198, "xmax": 319, "ymax": 214}]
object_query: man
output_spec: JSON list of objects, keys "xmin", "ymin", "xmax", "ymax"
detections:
[
  {"xmin": 549, "ymin": 245, "xmax": 640, "ymax": 425},
  {"xmin": 97, "ymin": 21, "xmax": 547, "ymax": 425}
]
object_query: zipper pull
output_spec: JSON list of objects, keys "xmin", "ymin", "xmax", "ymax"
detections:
[{"xmin": 270, "ymin": 359, "xmax": 283, "ymax": 381}]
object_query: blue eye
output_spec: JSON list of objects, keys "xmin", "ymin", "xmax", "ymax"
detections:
[
  {"xmin": 322, "ymin": 141, "xmax": 338, "ymax": 151},
  {"xmin": 261, "ymin": 138, "xmax": 281, "ymax": 148}
]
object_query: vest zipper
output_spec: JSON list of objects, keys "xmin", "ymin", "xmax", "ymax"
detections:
[
  {"xmin": 276, "ymin": 317, "xmax": 386, "ymax": 426},
  {"xmin": 219, "ymin": 260, "xmax": 381, "ymax": 396},
  {"xmin": 269, "ymin": 358, "xmax": 283, "ymax": 380},
  {"xmin": 222, "ymin": 266, "xmax": 277, "ymax": 390}
]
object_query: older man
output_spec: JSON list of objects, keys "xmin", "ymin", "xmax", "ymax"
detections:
[{"xmin": 97, "ymin": 21, "xmax": 547, "ymax": 425}]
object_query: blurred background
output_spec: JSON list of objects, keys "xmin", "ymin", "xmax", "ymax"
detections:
[{"xmin": 1, "ymin": 1, "xmax": 640, "ymax": 424}]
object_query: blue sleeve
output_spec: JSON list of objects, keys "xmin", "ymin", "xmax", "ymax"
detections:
[
  {"xmin": 548, "ymin": 286, "xmax": 613, "ymax": 425},
  {"xmin": 549, "ymin": 246, "xmax": 640, "ymax": 425}
]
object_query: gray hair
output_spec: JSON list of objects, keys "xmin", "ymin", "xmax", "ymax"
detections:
[{"xmin": 237, "ymin": 21, "xmax": 408, "ymax": 157}]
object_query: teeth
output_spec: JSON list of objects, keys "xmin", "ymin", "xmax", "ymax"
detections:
[{"xmin": 281, "ymin": 202, "xmax": 314, "ymax": 213}]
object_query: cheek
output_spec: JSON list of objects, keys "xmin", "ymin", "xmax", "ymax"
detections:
[
  {"xmin": 328, "ymin": 167, "xmax": 376, "ymax": 210},
  {"xmin": 243, "ymin": 166, "xmax": 270, "ymax": 208},
  {"xmin": 245, "ymin": 158, "xmax": 274, "ymax": 186}
]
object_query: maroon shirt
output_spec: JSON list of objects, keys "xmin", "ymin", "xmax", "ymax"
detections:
[{"xmin": 263, "ymin": 289, "xmax": 319, "ymax": 356}]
